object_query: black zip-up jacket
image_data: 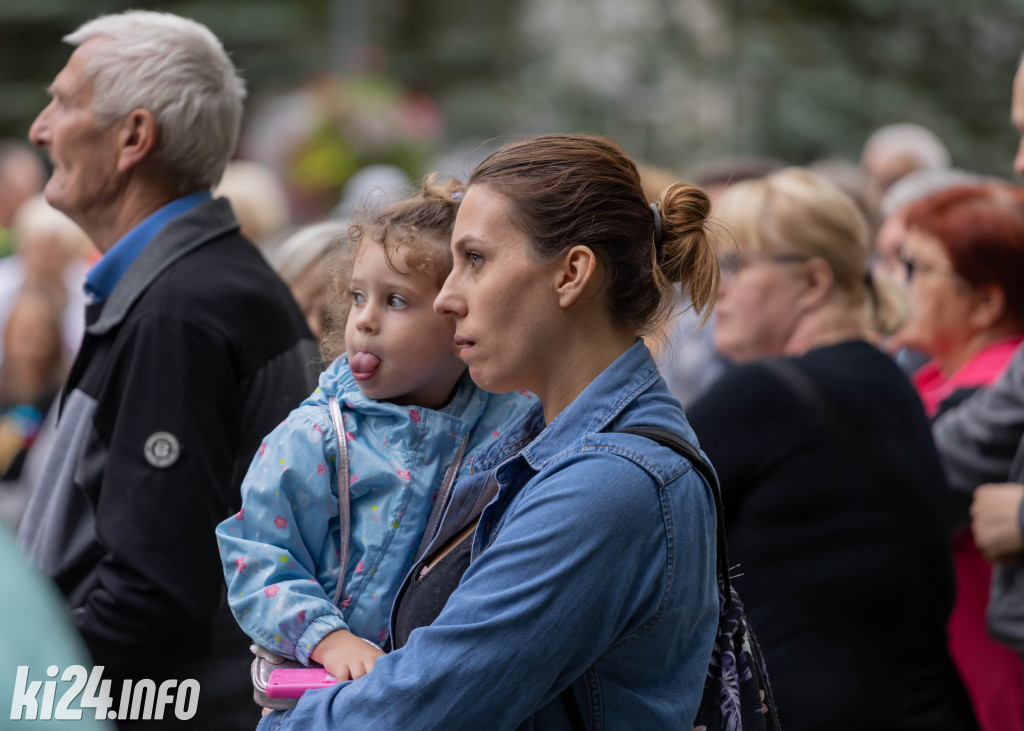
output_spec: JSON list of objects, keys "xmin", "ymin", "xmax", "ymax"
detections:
[{"xmin": 19, "ymin": 197, "xmax": 320, "ymax": 729}]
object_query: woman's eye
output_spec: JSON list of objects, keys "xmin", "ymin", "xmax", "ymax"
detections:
[
  {"xmin": 466, "ymin": 251, "xmax": 483, "ymax": 266},
  {"xmin": 387, "ymin": 295, "xmax": 407, "ymax": 309}
]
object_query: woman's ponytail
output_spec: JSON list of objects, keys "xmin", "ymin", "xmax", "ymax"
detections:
[{"xmin": 656, "ymin": 183, "xmax": 719, "ymax": 327}]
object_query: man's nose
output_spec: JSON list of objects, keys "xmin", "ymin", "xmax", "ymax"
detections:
[{"xmin": 28, "ymin": 103, "xmax": 53, "ymax": 149}]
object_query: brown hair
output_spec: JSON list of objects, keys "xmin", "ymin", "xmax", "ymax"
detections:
[
  {"xmin": 320, "ymin": 174, "xmax": 467, "ymax": 362},
  {"xmin": 469, "ymin": 134, "xmax": 719, "ymax": 333}
]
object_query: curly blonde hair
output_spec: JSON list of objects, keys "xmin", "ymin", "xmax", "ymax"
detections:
[{"xmin": 320, "ymin": 174, "xmax": 467, "ymax": 363}]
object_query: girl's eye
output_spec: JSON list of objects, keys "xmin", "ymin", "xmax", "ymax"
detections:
[
  {"xmin": 350, "ymin": 290, "xmax": 365, "ymax": 305},
  {"xmin": 387, "ymin": 295, "xmax": 407, "ymax": 309},
  {"xmin": 466, "ymin": 251, "xmax": 483, "ymax": 266}
]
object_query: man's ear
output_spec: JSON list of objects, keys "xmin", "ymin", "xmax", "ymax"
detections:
[
  {"xmin": 554, "ymin": 245, "xmax": 598, "ymax": 309},
  {"xmin": 969, "ymin": 284, "xmax": 1007, "ymax": 331},
  {"xmin": 116, "ymin": 109, "xmax": 158, "ymax": 173}
]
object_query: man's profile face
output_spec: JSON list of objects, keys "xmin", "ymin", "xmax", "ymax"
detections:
[
  {"xmin": 28, "ymin": 39, "xmax": 122, "ymax": 230},
  {"xmin": 1012, "ymin": 62, "xmax": 1024, "ymax": 176}
]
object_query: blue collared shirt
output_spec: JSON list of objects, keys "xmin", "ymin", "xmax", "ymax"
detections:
[
  {"xmin": 84, "ymin": 190, "xmax": 211, "ymax": 302},
  {"xmin": 259, "ymin": 340, "xmax": 719, "ymax": 730}
]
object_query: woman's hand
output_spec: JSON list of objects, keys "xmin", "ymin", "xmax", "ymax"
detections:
[
  {"xmin": 310, "ymin": 628, "xmax": 384, "ymax": 681},
  {"xmin": 970, "ymin": 483, "xmax": 1024, "ymax": 562}
]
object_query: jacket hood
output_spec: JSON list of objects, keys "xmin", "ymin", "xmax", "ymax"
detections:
[{"xmin": 306, "ymin": 355, "xmax": 489, "ymax": 429}]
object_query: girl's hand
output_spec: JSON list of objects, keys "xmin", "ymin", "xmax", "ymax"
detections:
[{"xmin": 310, "ymin": 628, "xmax": 384, "ymax": 681}]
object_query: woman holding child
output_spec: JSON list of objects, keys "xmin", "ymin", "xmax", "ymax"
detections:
[{"xmin": 251, "ymin": 133, "xmax": 722, "ymax": 729}]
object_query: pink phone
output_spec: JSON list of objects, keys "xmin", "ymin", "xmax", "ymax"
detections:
[{"xmin": 265, "ymin": 668, "xmax": 340, "ymax": 699}]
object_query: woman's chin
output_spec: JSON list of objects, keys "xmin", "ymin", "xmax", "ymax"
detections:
[{"xmin": 466, "ymin": 365, "xmax": 508, "ymax": 394}]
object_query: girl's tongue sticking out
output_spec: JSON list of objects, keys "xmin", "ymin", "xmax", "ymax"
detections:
[{"xmin": 350, "ymin": 351, "xmax": 381, "ymax": 381}]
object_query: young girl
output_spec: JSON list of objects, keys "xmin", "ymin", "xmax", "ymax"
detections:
[{"xmin": 216, "ymin": 177, "xmax": 532, "ymax": 682}]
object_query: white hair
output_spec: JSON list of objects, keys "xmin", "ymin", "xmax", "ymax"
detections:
[
  {"xmin": 862, "ymin": 123, "xmax": 951, "ymax": 172},
  {"xmin": 65, "ymin": 11, "xmax": 246, "ymax": 195},
  {"xmin": 268, "ymin": 220, "xmax": 350, "ymax": 284},
  {"xmin": 879, "ymin": 168, "xmax": 982, "ymax": 219}
]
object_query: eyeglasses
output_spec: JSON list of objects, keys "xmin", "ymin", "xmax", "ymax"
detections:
[
  {"xmin": 899, "ymin": 252, "xmax": 972, "ymax": 289},
  {"xmin": 718, "ymin": 251, "xmax": 810, "ymax": 281}
]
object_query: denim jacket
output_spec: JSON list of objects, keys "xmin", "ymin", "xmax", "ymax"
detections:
[
  {"xmin": 259, "ymin": 341, "xmax": 719, "ymax": 730},
  {"xmin": 216, "ymin": 356, "xmax": 532, "ymax": 662}
]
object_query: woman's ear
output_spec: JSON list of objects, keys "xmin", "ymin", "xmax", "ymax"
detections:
[
  {"xmin": 969, "ymin": 284, "xmax": 1007, "ymax": 331},
  {"xmin": 554, "ymin": 245, "xmax": 598, "ymax": 309},
  {"xmin": 796, "ymin": 256, "xmax": 834, "ymax": 311}
]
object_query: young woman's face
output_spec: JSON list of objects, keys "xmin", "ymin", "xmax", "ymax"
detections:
[
  {"xmin": 344, "ymin": 240, "xmax": 465, "ymax": 408},
  {"xmin": 434, "ymin": 185, "xmax": 564, "ymax": 395}
]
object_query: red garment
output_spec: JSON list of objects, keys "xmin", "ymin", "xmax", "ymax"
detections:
[
  {"xmin": 914, "ymin": 336, "xmax": 1024, "ymax": 731},
  {"xmin": 914, "ymin": 337, "xmax": 1024, "ymax": 419}
]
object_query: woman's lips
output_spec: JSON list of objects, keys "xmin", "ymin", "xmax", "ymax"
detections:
[{"xmin": 454, "ymin": 336, "xmax": 476, "ymax": 358}]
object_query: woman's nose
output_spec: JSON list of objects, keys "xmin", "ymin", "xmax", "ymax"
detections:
[{"xmin": 434, "ymin": 276, "xmax": 464, "ymax": 318}]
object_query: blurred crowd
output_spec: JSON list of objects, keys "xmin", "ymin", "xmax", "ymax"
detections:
[{"xmin": 6, "ymin": 8, "xmax": 1024, "ymax": 731}]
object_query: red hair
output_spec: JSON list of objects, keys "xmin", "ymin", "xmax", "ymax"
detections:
[{"xmin": 905, "ymin": 183, "xmax": 1024, "ymax": 327}]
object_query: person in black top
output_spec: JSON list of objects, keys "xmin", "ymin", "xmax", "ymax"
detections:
[{"xmin": 688, "ymin": 167, "xmax": 977, "ymax": 730}]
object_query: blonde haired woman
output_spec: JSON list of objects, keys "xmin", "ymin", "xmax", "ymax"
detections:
[{"xmin": 688, "ymin": 168, "xmax": 977, "ymax": 730}]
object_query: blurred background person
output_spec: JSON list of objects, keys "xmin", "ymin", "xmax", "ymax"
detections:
[
  {"xmin": 214, "ymin": 159, "xmax": 292, "ymax": 251},
  {"xmin": 808, "ymin": 157, "xmax": 881, "ymax": 236},
  {"xmin": 654, "ymin": 156, "xmax": 786, "ymax": 407},
  {"xmin": 0, "ymin": 287, "xmax": 67, "ymax": 529},
  {"xmin": 0, "ymin": 194, "xmax": 93, "ymax": 362},
  {"xmin": 872, "ymin": 169, "xmax": 983, "ymax": 375},
  {"xmin": 861, "ymin": 122, "xmax": 951, "ymax": 196},
  {"xmin": 331, "ymin": 163, "xmax": 410, "ymax": 220},
  {"xmin": 687, "ymin": 168, "xmax": 976, "ymax": 730},
  {"xmin": 874, "ymin": 169, "xmax": 981, "ymax": 285},
  {"xmin": 897, "ymin": 183, "xmax": 1024, "ymax": 731},
  {"xmin": 268, "ymin": 219, "xmax": 350, "ymax": 341},
  {"xmin": 0, "ymin": 141, "xmax": 45, "ymax": 258},
  {"xmin": 0, "ymin": 521, "xmax": 114, "ymax": 730}
]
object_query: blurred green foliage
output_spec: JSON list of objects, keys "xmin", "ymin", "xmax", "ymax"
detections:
[
  {"xmin": 3, "ymin": 0, "xmax": 1023, "ymax": 189},
  {"xmin": 0, "ymin": 0, "xmax": 329, "ymax": 138}
]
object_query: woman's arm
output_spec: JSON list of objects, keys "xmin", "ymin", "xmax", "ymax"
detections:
[{"xmin": 259, "ymin": 450, "xmax": 715, "ymax": 730}]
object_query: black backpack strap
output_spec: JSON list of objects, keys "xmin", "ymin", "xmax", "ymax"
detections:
[{"xmin": 616, "ymin": 425, "xmax": 732, "ymax": 605}]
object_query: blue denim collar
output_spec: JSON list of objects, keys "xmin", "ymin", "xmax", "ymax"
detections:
[{"xmin": 517, "ymin": 339, "xmax": 660, "ymax": 471}]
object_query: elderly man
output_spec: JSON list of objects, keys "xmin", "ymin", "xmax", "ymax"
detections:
[
  {"xmin": 18, "ymin": 11, "xmax": 319, "ymax": 728},
  {"xmin": 932, "ymin": 55, "xmax": 1024, "ymax": 676}
]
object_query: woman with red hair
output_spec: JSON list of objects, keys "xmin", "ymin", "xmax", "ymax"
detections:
[{"xmin": 900, "ymin": 183, "xmax": 1024, "ymax": 731}]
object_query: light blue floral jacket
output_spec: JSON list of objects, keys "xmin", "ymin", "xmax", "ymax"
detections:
[{"xmin": 216, "ymin": 355, "xmax": 533, "ymax": 663}]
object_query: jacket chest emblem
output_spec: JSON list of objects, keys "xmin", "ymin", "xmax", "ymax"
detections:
[{"xmin": 144, "ymin": 431, "xmax": 181, "ymax": 468}]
